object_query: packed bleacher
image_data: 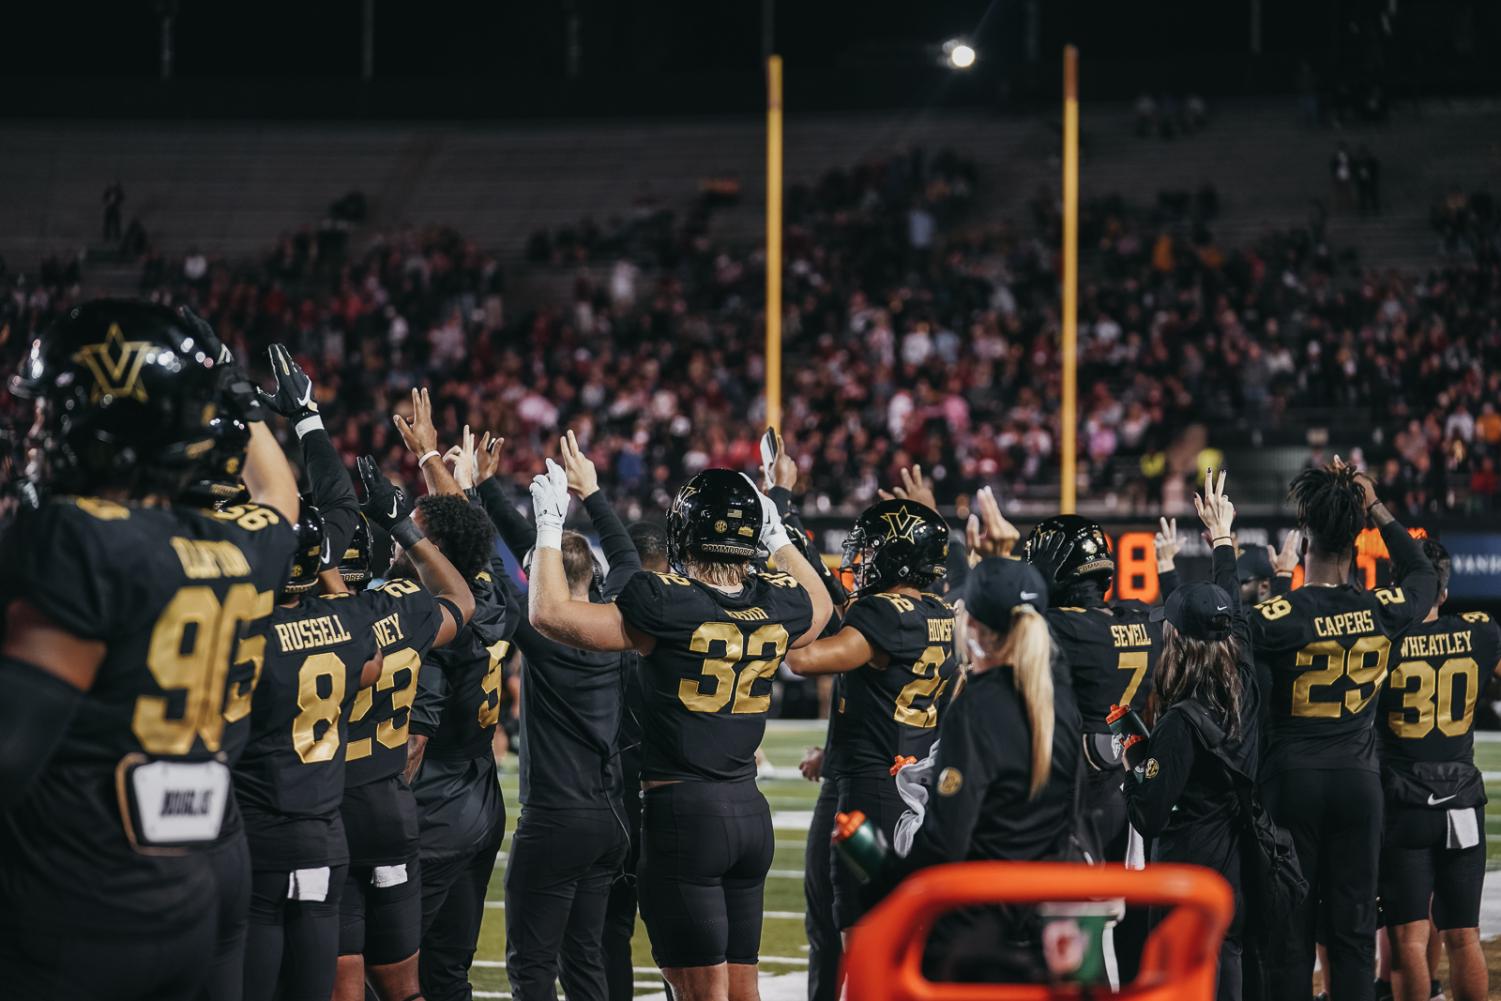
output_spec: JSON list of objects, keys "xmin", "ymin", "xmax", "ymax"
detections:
[{"xmin": 4, "ymin": 148, "xmax": 1500, "ymax": 520}]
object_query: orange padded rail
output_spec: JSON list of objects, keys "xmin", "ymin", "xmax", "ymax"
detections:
[{"xmin": 842, "ymin": 862, "xmax": 1233, "ymax": 1001}]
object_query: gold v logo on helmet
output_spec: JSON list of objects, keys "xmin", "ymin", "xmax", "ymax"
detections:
[
  {"xmin": 72, "ymin": 323, "xmax": 152, "ymax": 403},
  {"xmin": 881, "ymin": 503, "xmax": 921, "ymax": 542}
]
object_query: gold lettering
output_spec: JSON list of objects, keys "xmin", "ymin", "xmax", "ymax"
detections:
[
  {"xmin": 1110, "ymin": 623, "xmax": 1151, "ymax": 648},
  {"xmin": 927, "ymin": 618, "xmax": 955, "ymax": 642},
  {"xmin": 372, "ymin": 613, "xmax": 405, "ymax": 648},
  {"xmin": 1313, "ymin": 609, "xmax": 1375, "ymax": 638},
  {"xmin": 725, "ymin": 607, "xmax": 769, "ymax": 622}
]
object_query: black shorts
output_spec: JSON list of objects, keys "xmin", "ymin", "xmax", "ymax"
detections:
[
  {"xmin": 1379, "ymin": 804, "xmax": 1485, "ymax": 930},
  {"xmin": 338, "ymin": 854, "xmax": 424, "ymax": 964},
  {"xmin": 830, "ymin": 773, "xmax": 905, "ymax": 930},
  {"xmin": 637, "ymin": 780, "xmax": 774, "ymax": 968}
]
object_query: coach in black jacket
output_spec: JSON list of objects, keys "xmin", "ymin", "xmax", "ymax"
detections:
[{"xmin": 475, "ymin": 432, "xmax": 637, "ymax": 1001}]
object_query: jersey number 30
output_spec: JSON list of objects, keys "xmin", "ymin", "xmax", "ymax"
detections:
[{"xmin": 680, "ymin": 622, "xmax": 790, "ymax": 714}]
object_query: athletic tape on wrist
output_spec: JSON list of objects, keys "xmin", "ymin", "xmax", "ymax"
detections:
[
  {"xmin": 534, "ymin": 522, "xmax": 563, "ymax": 551},
  {"xmin": 294, "ymin": 414, "xmax": 325, "ymax": 438},
  {"xmin": 390, "ymin": 517, "xmax": 424, "ymax": 549}
]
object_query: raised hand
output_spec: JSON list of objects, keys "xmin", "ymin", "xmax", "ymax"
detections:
[
  {"xmin": 1270, "ymin": 529, "xmax": 1302, "ymax": 575},
  {"xmin": 452, "ymin": 425, "xmax": 478, "ymax": 491},
  {"xmin": 357, "ymin": 455, "xmax": 415, "ymax": 533},
  {"xmin": 741, "ymin": 471, "xmax": 792, "ymax": 553},
  {"xmin": 258, "ymin": 343, "xmax": 319, "ymax": 423},
  {"xmin": 559, "ymin": 429, "xmax": 599, "ymax": 499},
  {"xmin": 1332, "ymin": 453, "xmax": 1380, "ymax": 511},
  {"xmin": 1194, "ymin": 467, "xmax": 1236, "ymax": 544},
  {"xmin": 529, "ymin": 458, "xmax": 571, "ymax": 545},
  {"xmin": 393, "ymin": 387, "xmax": 440, "ymax": 458},
  {"xmin": 475, "ymin": 432, "xmax": 504, "ymax": 484},
  {"xmin": 766, "ymin": 430, "xmax": 797, "ymax": 492},
  {"xmin": 879, "ymin": 464, "xmax": 938, "ymax": 510},
  {"xmin": 965, "ymin": 486, "xmax": 1020, "ymax": 565},
  {"xmin": 1154, "ymin": 516, "xmax": 1182, "ymax": 573}
]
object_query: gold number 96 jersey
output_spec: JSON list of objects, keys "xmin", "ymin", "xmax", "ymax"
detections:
[
  {"xmin": 0, "ymin": 496, "xmax": 295, "ymax": 934},
  {"xmin": 616, "ymin": 569, "xmax": 814, "ymax": 784}
]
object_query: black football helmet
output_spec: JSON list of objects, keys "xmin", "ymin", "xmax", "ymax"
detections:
[
  {"xmin": 842, "ymin": 499, "xmax": 949, "ymax": 598},
  {"xmin": 10, "ymin": 300, "xmax": 224, "ymax": 497},
  {"xmin": 283, "ymin": 501, "xmax": 329, "ymax": 597},
  {"xmin": 181, "ymin": 413, "xmax": 251, "ymax": 508},
  {"xmin": 666, "ymin": 468, "xmax": 765, "ymax": 570},
  {"xmin": 1023, "ymin": 514, "xmax": 1114, "ymax": 599},
  {"xmin": 337, "ymin": 514, "xmax": 374, "ymax": 585}
]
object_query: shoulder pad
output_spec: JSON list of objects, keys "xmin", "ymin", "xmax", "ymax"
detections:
[
  {"xmin": 377, "ymin": 578, "xmax": 424, "ymax": 598},
  {"xmin": 68, "ymin": 496, "xmax": 132, "ymax": 521},
  {"xmin": 1254, "ymin": 595, "xmax": 1294, "ymax": 621},
  {"xmin": 1460, "ymin": 610, "xmax": 1492, "ymax": 624},
  {"xmin": 1372, "ymin": 587, "xmax": 1408, "ymax": 608},
  {"xmin": 871, "ymin": 591, "xmax": 916, "ymax": 613},
  {"xmin": 652, "ymin": 571, "xmax": 694, "ymax": 587}
]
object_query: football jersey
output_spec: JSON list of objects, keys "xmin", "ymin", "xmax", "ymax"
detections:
[
  {"xmin": 616, "ymin": 568, "xmax": 815, "ymax": 783},
  {"xmin": 1252, "ymin": 581, "xmax": 1427, "ymax": 777},
  {"xmin": 1377, "ymin": 611, "xmax": 1501, "ymax": 808},
  {"xmin": 343, "ymin": 577, "xmax": 445, "ymax": 788},
  {"xmin": 0, "ymin": 496, "xmax": 293, "ymax": 934},
  {"xmin": 235, "ymin": 593, "xmax": 378, "ymax": 870},
  {"xmin": 824, "ymin": 590, "xmax": 957, "ymax": 778},
  {"xmin": 411, "ymin": 563, "xmax": 519, "ymax": 861},
  {"xmin": 1047, "ymin": 603, "xmax": 1160, "ymax": 734}
]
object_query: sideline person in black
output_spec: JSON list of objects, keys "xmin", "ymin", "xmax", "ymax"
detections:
[
  {"xmin": 1253, "ymin": 458, "xmax": 1437, "ymax": 1001},
  {"xmin": 1378, "ymin": 540, "xmax": 1499, "ymax": 1001},
  {"xmin": 1122, "ymin": 470, "xmax": 1259, "ymax": 1001},
  {"xmin": 1022, "ymin": 511, "xmax": 1159, "ymax": 980},
  {"xmin": 872, "ymin": 557, "xmax": 1082, "ymax": 983},
  {"xmin": 528, "ymin": 457, "xmax": 832, "ymax": 1001},
  {"xmin": 785, "ymin": 497, "xmax": 956, "ymax": 935},
  {"xmin": 604, "ymin": 521, "xmax": 672, "ymax": 1001},
  {"xmin": 0, "ymin": 301, "xmax": 301, "ymax": 1000},
  {"xmin": 468, "ymin": 430, "xmax": 638, "ymax": 1001}
]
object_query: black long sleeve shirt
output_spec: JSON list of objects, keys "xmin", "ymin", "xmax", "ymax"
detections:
[{"xmin": 299, "ymin": 426, "xmax": 360, "ymax": 567}]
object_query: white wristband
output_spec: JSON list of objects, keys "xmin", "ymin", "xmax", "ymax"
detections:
[
  {"xmin": 417, "ymin": 450, "xmax": 441, "ymax": 468},
  {"xmin": 534, "ymin": 523, "xmax": 563, "ymax": 552},
  {"xmin": 293, "ymin": 414, "xmax": 325, "ymax": 439}
]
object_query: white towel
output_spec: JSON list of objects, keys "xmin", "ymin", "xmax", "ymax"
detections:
[
  {"xmin": 372, "ymin": 863, "xmax": 409, "ymax": 889},
  {"xmin": 1124, "ymin": 824, "xmax": 1147, "ymax": 870},
  {"xmin": 287, "ymin": 866, "xmax": 331, "ymax": 902},
  {"xmin": 1447, "ymin": 807, "xmax": 1480, "ymax": 850},
  {"xmin": 892, "ymin": 740, "xmax": 941, "ymax": 858}
]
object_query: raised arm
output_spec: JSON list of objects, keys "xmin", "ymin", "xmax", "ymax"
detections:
[
  {"xmin": 242, "ymin": 420, "xmax": 301, "ymax": 523},
  {"xmin": 765, "ymin": 432, "xmax": 848, "ymax": 607},
  {"xmin": 473, "ymin": 433, "xmax": 539, "ymax": 560},
  {"xmin": 1195, "ymin": 468, "xmax": 1247, "ymax": 645},
  {"xmin": 1340, "ymin": 455, "xmax": 1438, "ymax": 621},
  {"xmin": 1269, "ymin": 530, "xmax": 1301, "ymax": 597},
  {"xmin": 560, "ymin": 430, "xmax": 641, "ymax": 598},
  {"xmin": 358, "ymin": 455, "xmax": 474, "ymax": 647},
  {"xmin": 749, "ymin": 475, "xmax": 833, "ymax": 646},
  {"xmin": 394, "ymin": 387, "xmax": 465, "ymax": 498},
  {"xmin": 1155, "ymin": 516, "xmax": 1182, "ymax": 602}
]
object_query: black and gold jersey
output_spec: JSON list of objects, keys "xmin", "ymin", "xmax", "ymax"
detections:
[
  {"xmin": 616, "ymin": 568, "xmax": 815, "ymax": 783},
  {"xmin": 1047, "ymin": 603, "xmax": 1159, "ymax": 734},
  {"xmin": 0, "ymin": 496, "xmax": 294, "ymax": 933},
  {"xmin": 1377, "ymin": 611, "xmax": 1501, "ymax": 808},
  {"xmin": 342, "ymin": 577, "xmax": 445, "ymax": 788},
  {"xmin": 1252, "ymin": 582, "xmax": 1430, "ymax": 777},
  {"xmin": 824, "ymin": 591, "xmax": 957, "ymax": 778},
  {"xmin": 235, "ymin": 593, "xmax": 378, "ymax": 870}
]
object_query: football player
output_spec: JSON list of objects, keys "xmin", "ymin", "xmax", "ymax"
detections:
[
  {"xmin": 784, "ymin": 497, "xmax": 956, "ymax": 936},
  {"xmin": 392, "ymin": 410, "xmax": 520, "ymax": 1001},
  {"xmin": 1377, "ymin": 540, "xmax": 1497, "ymax": 1001},
  {"xmin": 333, "ymin": 458, "xmax": 478, "ymax": 1001},
  {"xmin": 1252, "ymin": 458, "xmax": 1437, "ymax": 1001},
  {"xmin": 0, "ymin": 300, "xmax": 300, "ymax": 1000},
  {"xmin": 528, "ymin": 459, "xmax": 832, "ymax": 1001},
  {"xmin": 235, "ymin": 504, "xmax": 383, "ymax": 1001},
  {"xmin": 460, "ymin": 429, "xmax": 639, "ymax": 1001},
  {"xmin": 1023, "ymin": 510, "xmax": 1159, "ymax": 981}
]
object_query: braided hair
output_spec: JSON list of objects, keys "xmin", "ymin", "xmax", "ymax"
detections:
[{"xmin": 1287, "ymin": 465, "xmax": 1367, "ymax": 556}]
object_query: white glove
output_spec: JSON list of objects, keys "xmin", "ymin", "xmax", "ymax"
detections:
[
  {"xmin": 529, "ymin": 458, "xmax": 570, "ymax": 550},
  {"xmin": 742, "ymin": 472, "xmax": 792, "ymax": 553}
]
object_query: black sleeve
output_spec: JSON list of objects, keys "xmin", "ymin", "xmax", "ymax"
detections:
[
  {"xmin": 299, "ymin": 427, "xmax": 360, "ymax": 569},
  {"xmin": 583, "ymin": 491, "xmax": 641, "ymax": 600},
  {"xmin": 1270, "ymin": 574, "xmax": 1293, "ymax": 597},
  {"xmin": 768, "ymin": 485, "xmax": 848, "ymax": 605},
  {"xmin": 1375, "ymin": 519, "xmax": 1438, "ymax": 632},
  {"xmin": 1208, "ymin": 543, "xmax": 1250, "ymax": 645},
  {"xmin": 1157, "ymin": 567, "xmax": 1181, "ymax": 602},
  {"xmin": 1120, "ymin": 710, "xmax": 1196, "ymax": 838},
  {"xmin": 409, "ymin": 660, "xmax": 448, "ymax": 738},
  {"xmin": 615, "ymin": 571, "xmax": 674, "ymax": 637},
  {"xmin": 842, "ymin": 595, "xmax": 905, "ymax": 660},
  {"xmin": 476, "ymin": 477, "xmax": 536, "ymax": 560}
]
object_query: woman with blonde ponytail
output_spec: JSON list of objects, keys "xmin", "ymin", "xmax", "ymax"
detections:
[{"xmin": 868, "ymin": 557, "xmax": 1082, "ymax": 982}]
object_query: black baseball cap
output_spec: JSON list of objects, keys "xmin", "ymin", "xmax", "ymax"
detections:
[
  {"xmin": 1236, "ymin": 547, "xmax": 1275, "ymax": 583},
  {"xmin": 1152, "ymin": 580, "xmax": 1234, "ymax": 642},
  {"xmin": 963, "ymin": 557, "xmax": 1049, "ymax": 633}
]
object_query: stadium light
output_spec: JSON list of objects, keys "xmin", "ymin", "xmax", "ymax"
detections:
[{"xmin": 943, "ymin": 39, "xmax": 977, "ymax": 70}]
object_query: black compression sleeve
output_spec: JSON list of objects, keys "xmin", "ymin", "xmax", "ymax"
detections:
[
  {"xmin": 477, "ymin": 478, "xmax": 538, "ymax": 559},
  {"xmin": 583, "ymin": 491, "xmax": 641, "ymax": 599},
  {"xmin": 434, "ymin": 596, "xmax": 464, "ymax": 633},
  {"xmin": 769, "ymin": 486, "xmax": 848, "ymax": 605},
  {"xmin": 299, "ymin": 427, "xmax": 360, "ymax": 567},
  {"xmin": 0, "ymin": 656, "xmax": 84, "ymax": 810},
  {"xmin": 1379, "ymin": 519, "xmax": 1438, "ymax": 618}
]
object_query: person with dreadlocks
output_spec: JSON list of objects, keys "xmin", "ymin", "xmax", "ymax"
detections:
[
  {"xmin": 1121, "ymin": 470, "xmax": 1260, "ymax": 1001},
  {"xmin": 1252, "ymin": 458, "xmax": 1437, "ymax": 1001}
]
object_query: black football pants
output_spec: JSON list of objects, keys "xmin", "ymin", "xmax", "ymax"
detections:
[
  {"xmin": 204, "ymin": 830, "xmax": 252, "ymax": 1001},
  {"xmin": 602, "ymin": 779, "xmax": 644, "ymax": 1001},
  {"xmin": 1263, "ymin": 768, "xmax": 1383, "ymax": 1001},
  {"xmin": 507, "ymin": 805, "xmax": 630, "ymax": 1001},
  {"xmin": 244, "ymin": 864, "xmax": 349, "ymax": 1001},
  {"xmin": 804, "ymin": 777, "xmax": 843, "ymax": 1001},
  {"xmin": 419, "ymin": 831, "xmax": 505, "ymax": 1001},
  {"xmin": 0, "ymin": 916, "xmax": 218, "ymax": 1001}
]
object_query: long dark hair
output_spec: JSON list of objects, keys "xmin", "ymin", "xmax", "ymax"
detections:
[{"xmin": 1153, "ymin": 621, "xmax": 1244, "ymax": 740}]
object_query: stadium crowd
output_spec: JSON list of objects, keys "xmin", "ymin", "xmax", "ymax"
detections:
[{"xmin": 4, "ymin": 148, "xmax": 1501, "ymax": 520}]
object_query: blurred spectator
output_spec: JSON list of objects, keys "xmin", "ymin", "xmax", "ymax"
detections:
[
  {"xmin": 1354, "ymin": 147, "xmax": 1381, "ymax": 216},
  {"xmin": 1330, "ymin": 143, "xmax": 1354, "ymax": 211},
  {"xmin": 102, "ymin": 181, "xmax": 124, "ymax": 242}
]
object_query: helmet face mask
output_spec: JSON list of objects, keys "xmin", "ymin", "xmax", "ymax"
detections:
[
  {"xmin": 841, "ymin": 499, "xmax": 949, "ymax": 598},
  {"xmin": 283, "ymin": 502, "xmax": 328, "ymax": 597},
  {"xmin": 666, "ymin": 469, "xmax": 766, "ymax": 573},
  {"xmin": 338, "ymin": 515, "xmax": 374, "ymax": 585}
]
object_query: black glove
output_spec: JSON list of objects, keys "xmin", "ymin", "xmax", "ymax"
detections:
[
  {"xmin": 179, "ymin": 305, "xmax": 263, "ymax": 423},
  {"xmin": 358, "ymin": 455, "xmax": 422, "ymax": 548},
  {"xmin": 258, "ymin": 344, "xmax": 320, "ymax": 426}
]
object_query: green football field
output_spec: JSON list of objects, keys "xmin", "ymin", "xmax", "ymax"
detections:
[{"xmin": 468, "ymin": 724, "xmax": 1501, "ymax": 998}]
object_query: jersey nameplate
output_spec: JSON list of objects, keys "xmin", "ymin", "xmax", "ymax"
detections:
[{"xmin": 122, "ymin": 758, "xmax": 230, "ymax": 849}]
